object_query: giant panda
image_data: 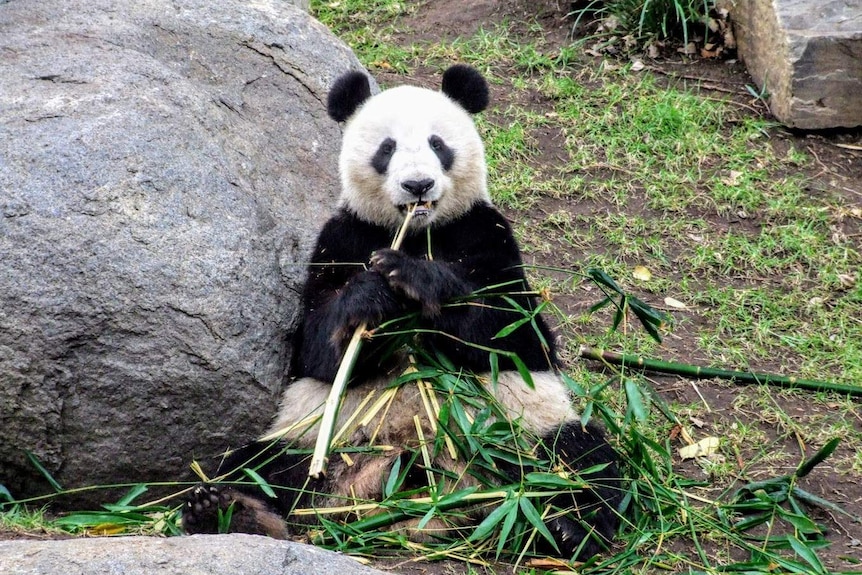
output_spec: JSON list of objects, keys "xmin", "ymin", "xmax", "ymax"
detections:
[{"xmin": 182, "ymin": 64, "xmax": 622, "ymax": 559}]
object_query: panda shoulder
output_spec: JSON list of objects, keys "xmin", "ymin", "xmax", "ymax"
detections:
[
  {"xmin": 448, "ymin": 201, "xmax": 514, "ymax": 237},
  {"xmin": 312, "ymin": 208, "xmax": 391, "ymax": 260}
]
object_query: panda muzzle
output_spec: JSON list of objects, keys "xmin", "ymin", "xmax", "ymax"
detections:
[{"xmin": 400, "ymin": 200, "xmax": 436, "ymax": 218}]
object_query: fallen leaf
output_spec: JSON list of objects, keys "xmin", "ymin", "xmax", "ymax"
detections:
[
  {"xmin": 721, "ymin": 170, "xmax": 743, "ymax": 186},
  {"xmin": 678, "ymin": 42, "xmax": 697, "ymax": 55},
  {"xmin": 689, "ymin": 416, "xmax": 706, "ymax": 428},
  {"xmin": 679, "ymin": 436, "xmax": 720, "ymax": 460},
  {"xmin": 630, "ymin": 59, "xmax": 645, "ymax": 72},
  {"xmin": 838, "ymin": 273, "xmax": 857, "ymax": 288},
  {"xmin": 664, "ymin": 296, "xmax": 687, "ymax": 309},
  {"xmin": 807, "ymin": 296, "xmax": 825, "ymax": 311},
  {"xmin": 632, "ymin": 265, "xmax": 652, "ymax": 281}
]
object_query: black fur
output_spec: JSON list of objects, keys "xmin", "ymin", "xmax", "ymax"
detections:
[
  {"xmin": 370, "ymin": 137, "xmax": 396, "ymax": 174},
  {"xmin": 441, "ymin": 64, "xmax": 489, "ymax": 114},
  {"xmin": 327, "ymin": 70, "xmax": 372, "ymax": 122},
  {"xmin": 511, "ymin": 421, "xmax": 622, "ymax": 557},
  {"xmin": 429, "ymin": 135, "xmax": 455, "ymax": 170},
  {"xmin": 293, "ymin": 202, "xmax": 557, "ymax": 383}
]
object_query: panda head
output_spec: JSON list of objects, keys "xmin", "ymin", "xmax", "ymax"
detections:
[{"xmin": 327, "ymin": 65, "xmax": 490, "ymax": 229}]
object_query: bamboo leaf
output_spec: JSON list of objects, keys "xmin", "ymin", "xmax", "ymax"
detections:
[
  {"xmin": 25, "ymin": 451, "xmax": 63, "ymax": 492},
  {"xmin": 518, "ymin": 496, "xmax": 559, "ymax": 552},
  {"xmin": 794, "ymin": 437, "xmax": 840, "ymax": 478},
  {"xmin": 624, "ymin": 379, "xmax": 648, "ymax": 422},
  {"xmin": 493, "ymin": 316, "xmax": 532, "ymax": 339},
  {"xmin": 243, "ymin": 468, "xmax": 277, "ymax": 499},
  {"xmin": 610, "ymin": 296, "xmax": 627, "ymax": 333},
  {"xmin": 468, "ymin": 496, "xmax": 516, "ymax": 542},
  {"xmin": 384, "ymin": 455, "xmax": 403, "ymax": 498},
  {"xmin": 114, "ymin": 484, "xmax": 149, "ymax": 507},
  {"xmin": 489, "ymin": 352, "xmax": 499, "ymax": 384},
  {"xmin": 54, "ymin": 511, "xmax": 151, "ymax": 528},
  {"xmin": 560, "ymin": 371, "xmax": 586, "ymax": 396},
  {"xmin": 628, "ymin": 296, "xmax": 667, "ymax": 325},
  {"xmin": 417, "ymin": 505, "xmax": 437, "ymax": 529},
  {"xmin": 525, "ymin": 472, "xmax": 582, "ymax": 489},
  {"xmin": 588, "ymin": 268, "xmax": 624, "ymax": 295},
  {"xmin": 218, "ymin": 502, "xmax": 235, "ymax": 534},
  {"xmin": 588, "ymin": 296, "xmax": 613, "ymax": 314},
  {"xmin": 791, "ymin": 487, "xmax": 858, "ymax": 519},
  {"xmin": 787, "ymin": 535, "xmax": 827, "ymax": 574},
  {"xmin": 732, "ymin": 512, "xmax": 772, "ymax": 532},
  {"xmin": 776, "ymin": 508, "xmax": 822, "ymax": 535},
  {"xmin": 0, "ymin": 484, "xmax": 13, "ymax": 503},
  {"xmin": 496, "ymin": 495, "xmax": 520, "ymax": 558},
  {"xmin": 580, "ymin": 400, "xmax": 594, "ymax": 428},
  {"xmin": 510, "ymin": 354, "xmax": 534, "ymax": 389}
]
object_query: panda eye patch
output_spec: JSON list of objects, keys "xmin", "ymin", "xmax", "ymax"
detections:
[
  {"xmin": 428, "ymin": 135, "xmax": 454, "ymax": 171},
  {"xmin": 371, "ymin": 137, "xmax": 397, "ymax": 175}
]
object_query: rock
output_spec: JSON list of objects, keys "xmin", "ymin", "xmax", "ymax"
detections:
[
  {"xmin": 0, "ymin": 534, "xmax": 391, "ymax": 575},
  {"xmin": 719, "ymin": 0, "xmax": 862, "ymax": 129},
  {"xmin": 0, "ymin": 0, "xmax": 369, "ymax": 503}
]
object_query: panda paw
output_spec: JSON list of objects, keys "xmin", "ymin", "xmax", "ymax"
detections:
[
  {"xmin": 181, "ymin": 484, "xmax": 290, "ymax": 538},
  {"xmin": 330, "ymin": 270, "xmax": 404, "ymax": 340},
  {"xmin": 371, "ymin": 249, "xmax": 467, "ymax": 314},
  {"xmin": 370, "ymin": 249, "xmax": 427, "ymax": 301},
  {"xmin": 546, "ymin": 514, "xmax": 609, "ymax": 560},
  {"xmin": 181, "ymin": 484, "xmax": 232, "ymax": 534}
]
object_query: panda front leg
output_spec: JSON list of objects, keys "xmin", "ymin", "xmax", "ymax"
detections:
[
  {"xmin": 298, "ymin": 269, "xmax": 407, "ymax": 383},
  {"xmin": 538, "ymin": 421, "xmax": 623, "ymax": 559}
]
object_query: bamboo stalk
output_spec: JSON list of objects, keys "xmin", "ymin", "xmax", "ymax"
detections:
[
  {"xmin": 578, "ymin": 345, "xmax": 862, "ymax": 396},
  {"xmin": 308, "ymin": 204, "xmax": 419, "ymax": 478}
]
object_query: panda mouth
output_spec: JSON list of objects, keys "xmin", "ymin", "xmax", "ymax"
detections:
[{"xmin": 400, "ymin": 201, "xmax": 437, "ymax": 218}]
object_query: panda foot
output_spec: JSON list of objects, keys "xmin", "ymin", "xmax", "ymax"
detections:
[
  {"xmin": 181, "ymin": 483, "xmax": 290, "ymax": 539},
  {"xmin": 546, "ymin": 514, "xmax": 609, "ymax": 560},
  {"xmin": 181, "ymin": 484, "xmax": 232, "ymax": 534}
]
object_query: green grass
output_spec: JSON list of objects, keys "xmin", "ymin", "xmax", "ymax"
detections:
[{"xmin": 569, "ymin": 0, "xmax": 715, "ymax": 46}]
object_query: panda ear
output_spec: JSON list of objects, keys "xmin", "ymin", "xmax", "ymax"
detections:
[
  {"xmin": 327, "ymin": 70, "xmax": 372, "ymax": 122},
  {"xmin": 441, "ymin": 64, "xmax": 489, "ymax": 114}
]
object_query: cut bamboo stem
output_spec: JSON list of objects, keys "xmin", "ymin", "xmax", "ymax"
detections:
[
  {"xmin": 308, "ymin": 204, "xmax": 419, "ymax": 478},
  {"xmin": 578, "ymin": 345, "xmax": 862, "ymax": 397}
]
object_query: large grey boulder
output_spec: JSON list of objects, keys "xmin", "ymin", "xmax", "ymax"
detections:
[
  {"xmin": 0, "ymin": 534, "xmax": 391, "ymax": 575},
  {"xmin": 0, "ymin": 0, "xmax": 366, "ymax": 503},
  {"xmin": 720, "ymin": 0, "xmax": 862, "ymax": 129}
]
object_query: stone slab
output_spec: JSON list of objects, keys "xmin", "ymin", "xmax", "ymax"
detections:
[
  {"xmin": 0, "ymin": 534, "xmax": 392, "ymax": 575},
  {"xmin": 721, "ymin": 0, "xmax": 862, "ymax": 129}
]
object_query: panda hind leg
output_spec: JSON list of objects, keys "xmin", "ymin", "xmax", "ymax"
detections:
[
  {"xmin": 541, "ymin": 421, "xmax": 624, "ymax": 559},
  {"xmin": 181, "ymin": 441, "xmax": 313, "ymax": 538},
  {"xmin": 181, "ymin": 484, "xmax": 289, "ymax": 538}
]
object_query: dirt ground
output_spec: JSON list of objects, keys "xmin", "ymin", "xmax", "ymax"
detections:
[{"xmin": 3, "ymin": 1, "xmax": 860, "ymax": 572}]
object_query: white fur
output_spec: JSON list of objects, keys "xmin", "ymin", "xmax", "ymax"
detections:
[
  {"xmin": 338, "ymin": 85, "xmax": 490, "ymax": 230},
  {"xmin": 263, "ymin": 370, "xmax": 576, "ymax": 447}
]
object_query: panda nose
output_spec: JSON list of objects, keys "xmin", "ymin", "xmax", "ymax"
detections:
[{"xmin": 401, "ymin": 178, "xmax": 435, "ymax": 197}]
